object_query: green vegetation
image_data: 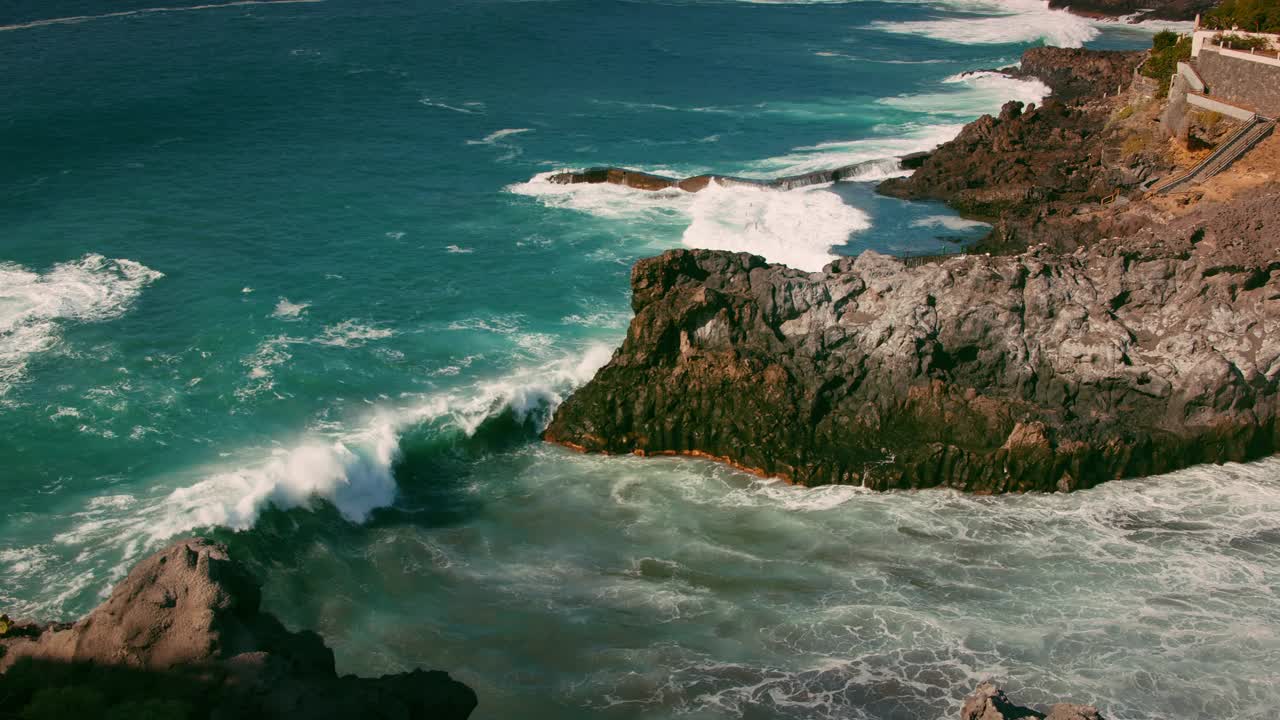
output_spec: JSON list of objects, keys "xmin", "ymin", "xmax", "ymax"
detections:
[
  {"xmin": 1141, "ymin": 31, "xmax": 1193, "ymax": 97},
  {"xmin": 1195, "ymin": 110, "xmax": 1225, "ymax": 127},
  {"xmin": 1115, "ymin": 105, "xmax": 1136, "ymax": 121},
  {"xmin": 1203, "ymin": 0, "xmax": 1280, "ymax": 33},
  {"xmin": 1120, "ymin": 134, "xmax": 1149, "ymax": 158},
  {"xmin": 1213, "ymin": 32, "xmax": 1277, "ymax": 50}
]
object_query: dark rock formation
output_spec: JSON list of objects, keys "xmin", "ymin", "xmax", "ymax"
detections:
[
  {"xmin": 547, "ymin": 155, "xmax": 922, "ymax": 193},
  {"xmin": 544, "ymin": 184, "xmax": 1280, "ymax": 492},
  {"xmin": 880, "ymin": 48, "xmax": 1162, "ymax": 254},
  {"xmin": 961, "ymin": 682, "xmax": 1107, "ymax": 720},
  {"xmin": 879, "ymin": 49, "xmax": 1163, "ymax": 254},
  {"xmin": 1012, "ymin": 47, "xmax": 1147, "ymax": 103},
  {"xmin": 1046, "ymin": 0, "xmax": 1215, "ymax": 22},
  {"xmin": 0, "ymin": 538, "xmax": 477, "ymax": 720},
  {"xmin": 545, "ymin": 155, "xmax": 926, "ymax": 192}
]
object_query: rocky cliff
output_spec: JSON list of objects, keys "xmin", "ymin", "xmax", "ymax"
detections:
[
  {"xmin": 879, "ymin": 49, "xmax": 1167, "ymax": 254},
  {"xmin": 544, "ymin": 183, "xmax": 1280, "ymax": 492},
  {"xmin": 0, "ymin": 538, "xmax": 477, "ymax": 720}
]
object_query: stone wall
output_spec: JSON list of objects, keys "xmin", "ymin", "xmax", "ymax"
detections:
[{"xmin": 1194, "ymin": 48, "xmax": 1280, "ymax": 116}]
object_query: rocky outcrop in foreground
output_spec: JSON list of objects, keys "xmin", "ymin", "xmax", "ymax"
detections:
[
  {"xmin": 962, "ymin": 682, "xmax": 1106, "ymax": 720},
  {"xmin": 0, "ymin": 538, "xmax": 477, "ymax": 719},
  {"xmin": 545, "ymin": 184, "xmax": 1280, "ymax": 492}
]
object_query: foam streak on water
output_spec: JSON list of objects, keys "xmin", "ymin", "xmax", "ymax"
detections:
[{"xmin": 290, "ymin": 451, "xmax": 1280, "ymax": 720}]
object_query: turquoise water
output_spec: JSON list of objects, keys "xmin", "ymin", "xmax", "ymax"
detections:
[{"xmin": 5, "ymin": 2, "xmax": 1279, "ymax": 718}]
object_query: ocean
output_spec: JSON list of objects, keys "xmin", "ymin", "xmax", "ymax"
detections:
[{"xmin": 2, "ymin": 1, "xmax": 1277, "ymax": 718}]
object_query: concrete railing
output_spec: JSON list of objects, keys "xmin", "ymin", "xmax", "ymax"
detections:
[
  {"xmin": 1193, "ymin": 30, "xmax": 1280, "ymax": 59},
  {"xmin": 1196, "ymin": 43, "xmax": 1280, "ymax": 67},
  {"xmin": 1186, "ymin": 92, "xmax": 1259, "ymax": 120}
]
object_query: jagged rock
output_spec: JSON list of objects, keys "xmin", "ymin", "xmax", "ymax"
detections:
[
  {"xmin": 960, "ymin": 682, "xmax": 1107, "ymax": 720},
  {"xmin": 1012, "ymin": 47, "xmax": 1146, "ymax": 103},
  {"xmin": 0, "ymin": 538, "xmax": 477, "ymax": 719},
  {"xmin": 544, "ymin": 184, "xmax": 1280, "ymax": 492},
  {"xmin": 879, "ymin": 48, "xmax": 1163, "ymax": 254}
]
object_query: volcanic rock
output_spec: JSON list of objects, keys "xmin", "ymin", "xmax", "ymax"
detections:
[
  {"xmin": 544, "ymin": 184, "xmax": 1280, "ymax": 492},
  {"xmin": 0, "ymin": 538, "xmax": 477, "ymax": 720}
]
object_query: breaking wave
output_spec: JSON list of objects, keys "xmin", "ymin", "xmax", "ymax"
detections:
[
  {"xmin": 878, "ymin": 71, "xmax": 1050, "ymax": 117},
  {"xmin": 683, "ymin": 183, "xmax": 869, "ymax": 272},
  {"xmin": 161, "ymin": 343, "xmax": 611, "ymax": 533},
  {"xmin": 870, "ymin": 0, "xmax": 1100, "ymax": 47}
]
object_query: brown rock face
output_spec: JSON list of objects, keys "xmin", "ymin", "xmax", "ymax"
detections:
[
  {"xmin": 544, "ymin": 185, "xmax": 1280, "ymax": 493},
  {"xmin": 0, "ymin": 538, "xmax": 477, "ymax": 719},
  {"xmin": 960, "ymin": 682, "xmax": 1107, "ymax": 720}
]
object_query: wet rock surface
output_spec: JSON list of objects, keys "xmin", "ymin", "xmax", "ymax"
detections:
[
  {"xmin": 545, "ymin": 184, "xmax": 1280, "ymax": 492},
  {"xmin": 0, "ymin": 538, "xmax": 478, "ymax": 719},
  {"xmin": 961, "ymin": 682, "xmax": 1107, "ymax": 720}
]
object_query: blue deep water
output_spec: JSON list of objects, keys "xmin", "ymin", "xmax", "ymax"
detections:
[{"xmin": 4, "ymin": 2, "xmax": 1279, "ymax": 719}]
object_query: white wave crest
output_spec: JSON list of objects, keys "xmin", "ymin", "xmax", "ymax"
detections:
[
  {"xmin": 0, "ymin": 254, "xmax": 163, "ymax": 396},
  {"xmin": 682, "ymin": 182, "xmax": 869, "ymax": 272},
  {"xmin": 510, "ymin": 171, "xmax": 868, "ymax": 272},
  {"xmin": 879, "ymin": 71, "xmax": 1050, "ymax": 117},
  {"xmin": 158, "ymin": 415, "xmax": 402, "ymax": 530},
  {"xmin": 154, "ymin": 342, "xmax": 614, "ymax": 535},
  {"xmin": 742, "ymin": 123, "xmax": 963, "ymax": 178},
  {"xmin": 871, "ymin": 0, "xmax": 1100, "ymax": 47}
]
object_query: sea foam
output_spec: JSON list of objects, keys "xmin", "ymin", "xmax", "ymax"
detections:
[
  {"xmin": 878, "ymin": 71, "xmax": 1051, "ymax": 118},
  {"xmin": 870, "ymin": 0, "xmax": 1101, "ymax": 47},
  {"xmin": 682, "ymin": 183, "xmax": 869, "ymax": 272},
  {"xmin": 0, "ymin": 254, "xmax": 163, "ymax": 396}
]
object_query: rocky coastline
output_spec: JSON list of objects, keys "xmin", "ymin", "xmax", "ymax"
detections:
[
  {"xmin": 879, "ymin": 47, "xmax": 1168, "ymax": 254},
  {"xmin": 1047, "ymin": 0, "xmax": 1214, "ymax": 22},
  {"xmin": 545, "ymin": 183, "xmax": 1279, "ymax": 491},
  {"xmin": 0, "ymin": 539, "xmax": 478, "ymax": 719},
  {"xmin": 544, "ymin": 45, "xmax": 1280, "ymax": 493}
]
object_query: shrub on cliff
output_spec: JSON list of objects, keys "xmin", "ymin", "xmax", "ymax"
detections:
[
  {"xmin": 1214, "ymin": 31, "xmax": 1277, "ymax": 49},
  {"xmin": 1141, "ymin": 31, "xmax": 1193, "ymax": 95},
  {"xmin": 1203, "ymin": 0, "xmax": 1280, "ymax": 33}
]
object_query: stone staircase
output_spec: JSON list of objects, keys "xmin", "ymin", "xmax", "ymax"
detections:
[{"xmin": 1150, "ymin": 115, "xmax": 1276, "ymax": 194}]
